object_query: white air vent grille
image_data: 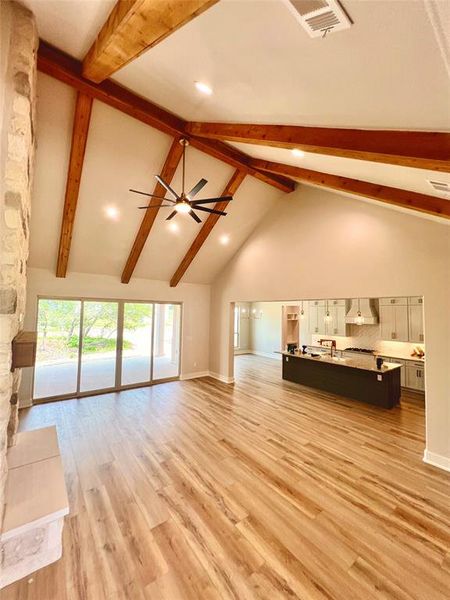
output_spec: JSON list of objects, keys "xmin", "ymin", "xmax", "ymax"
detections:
[
  {"xmin": 283, "ymin": 0, "xmax": 352, "ymax": 38},
  {"xmin": 428, "ymin": 180, "xmax": 450, "ymax": 195}
]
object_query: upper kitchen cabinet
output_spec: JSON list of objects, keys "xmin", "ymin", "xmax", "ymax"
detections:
[
  {"xmin": 408, "ymin": 297, "xmax": 424, "ymax": 343},
  {"xmin": 308, "ymin": 301, "xmax": 326, "ymax": 335},
  {"xmin": 380, "ymin": 299, "xmax": 409, "ymax": 342},
  {"xmin": 309, "ymin": 300, "xmax": 348, "ymax": 336},
  {"xmin": 379, "ymin": 296, "xmax": 424, "ymax": 343}
]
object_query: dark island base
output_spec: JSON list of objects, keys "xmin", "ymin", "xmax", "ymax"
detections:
[{"xmin": 282, "ymin": 354, "xmax": 401, "ymax": 409}]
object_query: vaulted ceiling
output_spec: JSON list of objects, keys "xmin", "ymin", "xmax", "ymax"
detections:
[{"xmin": 24, "ymin": 0, "xmax": 450, "ymax": 285}]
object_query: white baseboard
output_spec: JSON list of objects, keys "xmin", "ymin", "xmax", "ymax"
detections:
[
  {"xmin": 249, "ymin": 350, "xmax": 282, "ymax": 360},
  {"xmin": 208, "ymin": 371, "xmax": 235, "ymax": 384},
  {"xmin": 180, "ymin": 371, "xmax": 210, "ymax": 381},
  {"xmin": 234, "ymin": 349, "xmax": 251, "ymax": 355},
  {"xmin": 423, "ymin": 449, "xmax": 450, "ymax": 472}
]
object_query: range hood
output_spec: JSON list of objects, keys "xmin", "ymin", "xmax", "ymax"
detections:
[{"xmin": 345, "ymin": 298, "xmax": 378, "ymax": 325}]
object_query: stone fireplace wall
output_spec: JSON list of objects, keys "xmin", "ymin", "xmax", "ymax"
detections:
[{"xmin": 0, "ymin": 2, "xmax": 37, "ymax": 528}]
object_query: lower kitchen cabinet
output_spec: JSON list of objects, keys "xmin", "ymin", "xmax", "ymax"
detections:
[
  {"xmin": 405, "ymin": 362, "xmax": 425, "ymax": 391},
  {"xmin": 382, "ymin": 357, "xmax": 406, "ymax": 387}
]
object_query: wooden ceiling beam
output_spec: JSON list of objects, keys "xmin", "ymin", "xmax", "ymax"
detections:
[
  {"xmin": 83, "ymin": 0, "xmax": 219, "ymax": 83},
  {"xmin": 186, "ymin": 122, "xmax": 450, "ymax": 173},
  {"xmin": 121, "ymin": 137, "xmax": 184, "ymax": 283},
  {"xmin": 38, "ymin": 42, "xmax": 294, "ymax": 193},
  {"xmin": 56, "ymin": 92, "xmax": 93, "ymax": 277},
  {"xmin": 170, "ymin": 170, "xmax": 246, "ymax": 287},
  {"xmin": 251, "ymin": 159, "xmax": 450, "ymax": 219}
]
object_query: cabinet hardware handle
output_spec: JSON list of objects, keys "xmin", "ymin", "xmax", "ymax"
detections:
[
  {"xmin": 390, "ymin": 299, "xmax": 395, "ymax": 304},
  {"xmin": 418, "ymin": 298, "xmax": 423, "ymax": 304},
  {"xmin": 419, "ymin": 334, "xmax": 424, "ymax": 341}
]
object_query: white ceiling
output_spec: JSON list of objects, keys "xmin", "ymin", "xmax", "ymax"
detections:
[
  {"xmin": 30, "ymin": 74, "xmax": 281, "ymax": 283},
  {"xmin": 25, "ymin": 0, "xmax": 450, "ymax": 285},
  {"xmin": 24, "ymin": 0, "xmax": 450, "ymax": 129}
]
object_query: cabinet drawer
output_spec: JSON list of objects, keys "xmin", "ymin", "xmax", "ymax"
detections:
[
  {"xmin": 408, "ymin": 297, "xmax": 423, "ymax": 306},
  {"xmin": 379, "ymin": 297, "xmax": 408, "ymax": 306},
  {"xmin": 407, "ymin": 360, "xmax": 425, "ymax": 368}
]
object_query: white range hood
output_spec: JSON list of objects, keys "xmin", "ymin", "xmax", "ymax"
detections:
[{"xmin": 345, "ymin": 298, "xmax": 378, "ymax": 325}]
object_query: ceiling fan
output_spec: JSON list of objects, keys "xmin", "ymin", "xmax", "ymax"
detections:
[{"xmin": 129, "ymin": 138, "xmax": 233, "ymax": 223}]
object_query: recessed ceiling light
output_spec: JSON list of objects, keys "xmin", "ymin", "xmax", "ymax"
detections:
[
  {"xmin": 168, "ymin": 222, "xmax": 179, "ymax": 233},
  {"xmin": 195, "ymin": 81, "xmax": 213, "ymax": 96},
  {"xmin": 291, "ymin": 148, "xmax": 305, "ymax": 158},
  {"xmin": 105, "ymin": 206, "xmax": 119, "ymax": 220},
  {"xmin": 219, "ymin": 234, "xmax": 230, "ymax": 245}
]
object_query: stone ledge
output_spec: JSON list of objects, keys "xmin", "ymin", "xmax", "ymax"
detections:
[{"xmin": 0, "ymin": 427, "xmax": 69, "ymax": 589}]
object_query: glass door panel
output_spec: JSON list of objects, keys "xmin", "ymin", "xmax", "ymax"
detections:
[
  {"xmin": 152, "ymin": 303, "xmax": 181, "ymax": 380},
  {"xmin": 122, "ymin": 302, "xmax": 153, "ymax": 386},
  {"xmin": 80, "ymin": 301, "xmax": 118, "ymax": 392},
  {"xmin": 34, "ymin": 299, "xmax": 81, "ymax": 399}
]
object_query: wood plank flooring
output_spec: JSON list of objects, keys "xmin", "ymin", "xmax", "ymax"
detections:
[{"xmin": 3, "ymin": 355, "xmax": 449, "ymax": 600}]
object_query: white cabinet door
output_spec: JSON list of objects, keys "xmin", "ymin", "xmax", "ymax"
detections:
[
  {"xmin": 309, "ymin": 304, "xmax": 319, "ymax": 334},
  {"xmin": 394, "ymin": 305, "xmax": 409, "ymax": 342},
  {"xmin": 380, "ymin": 305, "xmax": 395, "ymax": 340},
  {"xmin": 408, "ymin": 305, "xmax": 424, "ymax": 343},
  {"xmin": 327, "ymin": 305, "xmax": 347, "ymax": 336},
  {"xmin": 317, "ymin": 306, "xmax": 326, "ymax": 334},
  {"xmin": 380, "ymin": 305, "xmax": 409, "ymax": 341},
  {"xmin": 406, "ymin": 364, "xmax": 425, "ymax": 391}
]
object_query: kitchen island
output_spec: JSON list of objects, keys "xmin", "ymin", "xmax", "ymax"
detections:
[{"xmin": 282, "ymin": 352, "xmax": 401, "ymax": 408}]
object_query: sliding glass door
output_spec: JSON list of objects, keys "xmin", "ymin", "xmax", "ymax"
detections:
[
  {"xmin": 34, "ymin": 299, "xmax": 81, "ymax": 400},
  {"xmin": 33, "ymin": 298, "xmax": 182, "ymax": 401},
  {"xmin": 80, "ymin": 301, "xmax": 118, "ymax": 393},
  {"xmin": 152, "ymin": 303, "xmax": 181, "ymax": 381},
  {"xmin": 121, "ymin": 302, "xmax": 153, "ymax": 386}
]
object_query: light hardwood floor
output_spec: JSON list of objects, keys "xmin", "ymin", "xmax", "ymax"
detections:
[{"xmin": 3, "ymin": 355, "xmax": 450, "ymax": 599}]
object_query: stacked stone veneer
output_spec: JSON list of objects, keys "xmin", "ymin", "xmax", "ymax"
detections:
[{"xmin": 0, "ymin": 2, "xmax": 37, "ymax": 528}]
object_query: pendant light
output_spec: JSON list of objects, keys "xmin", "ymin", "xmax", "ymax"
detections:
[
  {"xmin": 355, "ymin": 298, "xmax": 365, "ymax": 325},
  {"xmin": 300, "ymin": 300, "xmax": 305, "ymax": 319}
]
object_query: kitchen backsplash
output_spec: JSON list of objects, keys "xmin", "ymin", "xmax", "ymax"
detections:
[{"xmin": 308, "ymin": 323, "xmax": 424, "ymax": 360}]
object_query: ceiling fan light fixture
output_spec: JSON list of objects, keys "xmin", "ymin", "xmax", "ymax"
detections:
[{"xmin": 175, "ymin": 201, "xmax": 191, "ymax": 214}]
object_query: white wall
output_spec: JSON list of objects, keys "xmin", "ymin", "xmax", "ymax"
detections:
[
  {"xmin": 19, "ymin": 267, "xmax": 211, "ymax": 405},
  {"xmin": 249, "ymin": 301, "xmax": 284, "ymax": 358},
  {"xmin": 210, "ymin": 186, "xmax": 450, "ymax": 467}
]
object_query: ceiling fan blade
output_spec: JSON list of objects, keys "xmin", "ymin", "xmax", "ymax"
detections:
[
  {"xmin": 193, "ymin": 206, "xmax": 227, "ymax": 216},
  {"xmin": 189, "ymin": 210, "xmax": 202, "ymax": 223},
  {"xmin": 191, "ymin": 196, "xmax": 233, "ymax": 205},
  {"xmin": 155, "ymin": 176, "xmax": 180, "ymax": 200},
  {"xmin": 138, "ymin": 204, "xmax": 174, "ymax": 209},
  {"xmin": 129, "ymin": 189, "xmax": 175, "ymax": 202},
  {"xmin": 166, "ymin": 210, "xmax": 178, "ymax": 221},
  {"xmin": 187, "ymin": 178, "xmax": 208, "ymax": 200}
]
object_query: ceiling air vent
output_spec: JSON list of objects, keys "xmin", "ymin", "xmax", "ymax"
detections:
[
  {"xmin": 428, "ymin": 180, "xmax": 450, "ymax": 195},
  {"xmin": 283, "ymin": 0, "xmax": 352, "ymax": 38}
]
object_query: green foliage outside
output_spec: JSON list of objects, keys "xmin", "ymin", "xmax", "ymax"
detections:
[{"xmin": 37, "ymin": 300, "xmax": 151, "ymax": 361}]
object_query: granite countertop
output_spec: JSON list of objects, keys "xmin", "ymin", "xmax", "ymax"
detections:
[
  {"xmin": 282, "ymin": 351, "xmax": 402, "ymax": 373},
  {"xmin": 307, "ymin": 345, "xmax": 425, "ymax": 363}
]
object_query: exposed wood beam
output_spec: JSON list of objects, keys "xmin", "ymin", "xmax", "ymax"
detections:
[
  {"xmin": 38, "ymin": 42, "xmax": 294, "ymax": 193},
  {"xmin": 186, "ymin": 122, "xmax": 450, "ymax": 173},
  {"xmin": 121, "ymin": 137, "xmax": 184, "ymax": 283},
  {"xmin": 83, "ymin": 0, "xmax": 219, "ymax": 83},
  {"xmin": 56, "ymin": 92, "xmax": 93, "ymax": 277},
  {"xmin": 170, "ymin": 170, "xmax": 246, "ymax": 287},
  {"xmin": 251, "ymin": 159, "xmax": 450, "ymax": 219}
]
